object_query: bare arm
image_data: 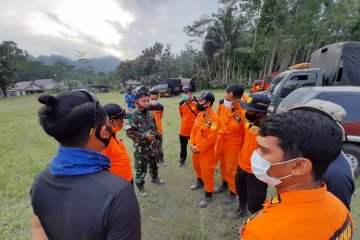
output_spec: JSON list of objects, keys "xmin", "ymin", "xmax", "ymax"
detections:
[{"xmin": 32, "ymin": 214, "xmax": 48, "ymax": 240}]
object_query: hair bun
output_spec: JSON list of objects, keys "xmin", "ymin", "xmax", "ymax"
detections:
[{"xmin": 38, "ymin": 95, "xmax": 59, "ymax": 106}]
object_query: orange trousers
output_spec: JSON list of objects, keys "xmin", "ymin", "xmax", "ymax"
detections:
[
  {"xmin": 218, "ymin": 143, "xmax": 242, "ymax": 194},
  {"xmin": 192, "ymin": 150, "xmax": 215, "ymax": 193},
  {"xmin": 214, "ymin": 135, "xmax": 226, "ymax": 182}
]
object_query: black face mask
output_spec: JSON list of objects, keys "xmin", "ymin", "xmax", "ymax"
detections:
[
  {"xmin": 245, "ymin": 111, "xmax": 259, "ymax": 122},
  {"xmin": 197, "ymin": 102, "xmax": 207, "ymax": 111},
  {"xmin": 95, "ymin": 125, "xmax": 112, "ymax": 148}
]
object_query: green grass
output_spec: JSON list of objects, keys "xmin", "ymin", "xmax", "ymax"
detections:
[{"xmin": 0, "ymin": 91, "xmax": 359, "ymax": 239}]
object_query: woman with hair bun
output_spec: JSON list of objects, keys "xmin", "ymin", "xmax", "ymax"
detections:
[{"xmin": 30, "ymin": 90, "xmax": 141, "ymax": 240}]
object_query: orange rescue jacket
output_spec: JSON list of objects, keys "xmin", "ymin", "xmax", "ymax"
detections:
[
  {"xmin": 190, "ymin": 108, "xmax": 221, "ymax": 153},
  {"xmin": 149, "ymin": 103, "xmax": 164, "ymax": 135},
  {"xmin": 179, "ymin": 98, "xmax": 199, "ymax": 136},
  {"xmin": 102, "ymin": 133, "xmax": 133, "ymax": 182},
  {"xmin": 238, "ymin": 123, "xmax": 259, "ymax": 174},
  {"xmin": 241, "ymin": 184, "xmax": 354, "ymax": 240},
  {"xmin": 216, "ymin": 99, "xmax": 246, "ymax": 148}
]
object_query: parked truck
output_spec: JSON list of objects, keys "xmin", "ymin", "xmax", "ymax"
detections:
[
  {"xmin": 151, "ymin": 78, "xmax": 182, "ymax": 97},
  {"xmin": 267, "ymin": 42, "xmax": 360, "ymax": 113},
  {"xmin": 151, "ymin": 78, "xmax": 192, "ymax": 97}
]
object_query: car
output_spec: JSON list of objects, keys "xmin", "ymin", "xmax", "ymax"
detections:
[{"xmin": 276, "ymin": 86, "xmax": 360, "ymax": 178}]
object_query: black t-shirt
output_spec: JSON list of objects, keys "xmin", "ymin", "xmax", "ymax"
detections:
[
  {"xmin": 31, "ymin": 168, "xmax": 141, "ymax": 240},
  {"xmin": 148, "ymin": 103, "xmax": 164, "ymax": 112}
]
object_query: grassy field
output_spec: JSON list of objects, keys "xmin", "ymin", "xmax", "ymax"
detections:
[{"xmin": 0, "ymin": 91, "xmax": 359, "ymax": 239}]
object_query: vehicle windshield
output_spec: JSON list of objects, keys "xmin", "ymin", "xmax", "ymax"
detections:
[
  {"xmin": 268, "ymin": 72, "xmax": 286, "ymax": 94},
  {"xmin": 265, "ymin": 75, "xmax": 275, "ymax": 84}
]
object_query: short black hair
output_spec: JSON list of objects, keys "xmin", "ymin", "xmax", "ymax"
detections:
[
  {"xmin": 149, "ymin": 90, "xmax": 159, "ymax": 96},
  {"xmin": 135, "ymin": 91, "xmax": 149, "ymax": 99},
  {"xmin": 259, "ymin": 110, "xmax": 343, "ymax": 181},
  {"xmin": 38, "ymin": 90, "xmax": 107, "ymax": 147},
  {"xmin": 226, "ymin": 84, "xmax": 244, "ymax": 98}
]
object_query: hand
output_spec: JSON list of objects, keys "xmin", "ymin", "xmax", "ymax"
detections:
[
  {"xmin": 147, "ymin": 134, "xmax": 155, "ymax": 141},
  {"xmin": 190, "ymin": 144, "xmax": 199, "ymax": 153}
]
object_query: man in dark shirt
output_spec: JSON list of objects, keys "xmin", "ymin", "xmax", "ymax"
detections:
[
  {"xmin": 31, "ymin": 90, "xmax": 141, "ymax": 240},
  {"xmin": 323, "ymin": 152, "xmax": 355, "ymax": 210},
  {"xmin": 31, "ymin": 168, "xmax": 140, "ymax": 239}
]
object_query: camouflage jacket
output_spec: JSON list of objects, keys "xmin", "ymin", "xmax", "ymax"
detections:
[{"xmin": 125, "ymin": 108, "xmax": 160, "ymax": 146}]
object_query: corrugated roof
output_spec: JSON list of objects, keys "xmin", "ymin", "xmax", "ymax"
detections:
[
  {"xmin": 34, "ymin": 79, "xmax": 56, "ymax": 87},
  {"xmin": 14, "ymin": 81, "xmax": 43, "ymax": 90}
]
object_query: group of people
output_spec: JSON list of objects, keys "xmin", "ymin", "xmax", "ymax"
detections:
[{"xmin": 30, "ymin": 85, "xmax": 355, "ymax": 239}]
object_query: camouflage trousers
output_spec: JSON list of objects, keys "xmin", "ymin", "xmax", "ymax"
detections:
[
  {"xmin": 134, "ymin": 140, "xmax": 162, "ymax": 187},
  {"xmin": 155, "ymin": 136, "xmax": 164, "ymax": 163}
]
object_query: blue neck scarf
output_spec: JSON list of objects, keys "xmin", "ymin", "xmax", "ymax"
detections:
[{"xmin": 50, "ymin": 146, "xmax": 111, "ymax": 176}]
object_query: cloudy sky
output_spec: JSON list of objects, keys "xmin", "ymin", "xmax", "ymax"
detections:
[{"xmin": 0, "ymin": 0, "xmax": 219, "ymax": 60}]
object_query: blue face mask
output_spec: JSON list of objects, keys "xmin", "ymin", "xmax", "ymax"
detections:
[{"xmin": 182, "ymin": 94, "xmax": 190, "ymax": 100}]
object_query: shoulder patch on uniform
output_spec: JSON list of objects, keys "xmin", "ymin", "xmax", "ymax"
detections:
[
  {"xmin": 329, "ymin": 214, "xmax": 353, "ymax": 240},
  {"xmin": 210, "ymin": 122, "xmax": 218, "ymax": 130},
  {"xmin": 219, "ymin": 99, "xmax": 224, "ymax": 105},
  {"xmin": 270, "ymin": 194, "xmax": 281, "ymax": 205}
]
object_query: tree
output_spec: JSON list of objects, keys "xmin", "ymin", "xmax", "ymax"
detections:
[
  {"xmin": 0, "ymin": 41, "xmax": 27, "ymax": 96},
  {"xmin": 139, "ymin": 42, "xmax": 163, "ymax": 83}
]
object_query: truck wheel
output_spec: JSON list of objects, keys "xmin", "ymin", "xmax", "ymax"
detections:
[{"xmin": 343, "ymin": 143, "xmax": 360, "ymax": 178}]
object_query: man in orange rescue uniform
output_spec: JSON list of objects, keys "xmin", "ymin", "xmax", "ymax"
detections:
[
  {"xmin": 228, "ymin": 93, "xmax": 270, "ymax": 218},
  {"xmin": 189, "ymin": 90, "xmax": 221, "ymax": 208},
  {"xmin": 102, "ymin": 103, "xmax": 133, "ymax": 183},
  {"xmin": 148, "ymin": 90, "xmax": 166, "ymax": 167},
  {"xmin": 241, "ymin": 110, "xmax": 353, "ymax": 240},
  {"xmin": 214, "ymin": 85, "xmax": 246, "ymax": 206},
  {"xmin": 178, "ymin": 85, "xmax": 198, "ymax": 167}
]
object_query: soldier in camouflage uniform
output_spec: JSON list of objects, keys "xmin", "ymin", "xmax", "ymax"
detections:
[{"xmin": 126, "ymin": 91, "xmax": 165, "ymax": 197}]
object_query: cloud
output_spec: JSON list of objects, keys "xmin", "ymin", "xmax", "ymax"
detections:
[
  {"xmin": 114, "ymin": 0, "xmax": 219, "ymax": 59},
  {"xmin": 0, "ymin": 0, "xmax": 219, "ymax": 59}
]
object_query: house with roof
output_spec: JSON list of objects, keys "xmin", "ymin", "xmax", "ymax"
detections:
[
  {"xmin": 34, "ymin": 79, "xmax": 59, "ymax": 90},
  {"xmin": 9, "ymin": 81, "xmax": 44, "ymax": 96}
]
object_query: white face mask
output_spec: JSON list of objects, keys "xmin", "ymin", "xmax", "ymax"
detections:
[
  {"xmin": 250, "ymin": 151, "xmax": 298, "ymax": 186},
  {"xmin": 223, "ymin": 99, "xmax": 233, "ymax": 108},
  {"xmin": 150, "ymin": 100, "xmax": 158, "ymax": 105}
]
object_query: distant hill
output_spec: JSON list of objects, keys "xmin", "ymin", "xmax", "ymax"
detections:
[{"xmin": 28, "ymin": 55, "xmax": 121, "ymax": 73}]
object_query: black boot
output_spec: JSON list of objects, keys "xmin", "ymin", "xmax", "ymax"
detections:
[
  {"xmin": 222, "ymin": 191, "xmax": 238, "ymax": 205},
  {"xmin": 227, "ymin": 203, "xmax": 248, "ymax": 218},
  {"xmin": 189, "ymin": 178, "xmax": 204, "ymax": 190},
  {"xmin": 214, "ymin": 181, "xmax": 228, "ymax": 193},
  {"xmin": 199, "ymin": 191, "xmax": 213, "ymax": 208},
  {"xmin": 136, "ymin": 182, "xmax": 148, "ymax": 197}
]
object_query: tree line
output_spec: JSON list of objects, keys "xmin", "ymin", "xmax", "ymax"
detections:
[
  {"xmin": 117, "ymin": 0, "xmax": 360, "ymax": 87},
  {"xmin": 1, "ymin": 0, "xmax": 359, "ymax": 96},
  {"xmin": 185, "ymin": 0, "xmax": 360, "ymax": 86},
  {"xmin": 0, "ymin": 42, "xmax": 118, "ymax": 96}
]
